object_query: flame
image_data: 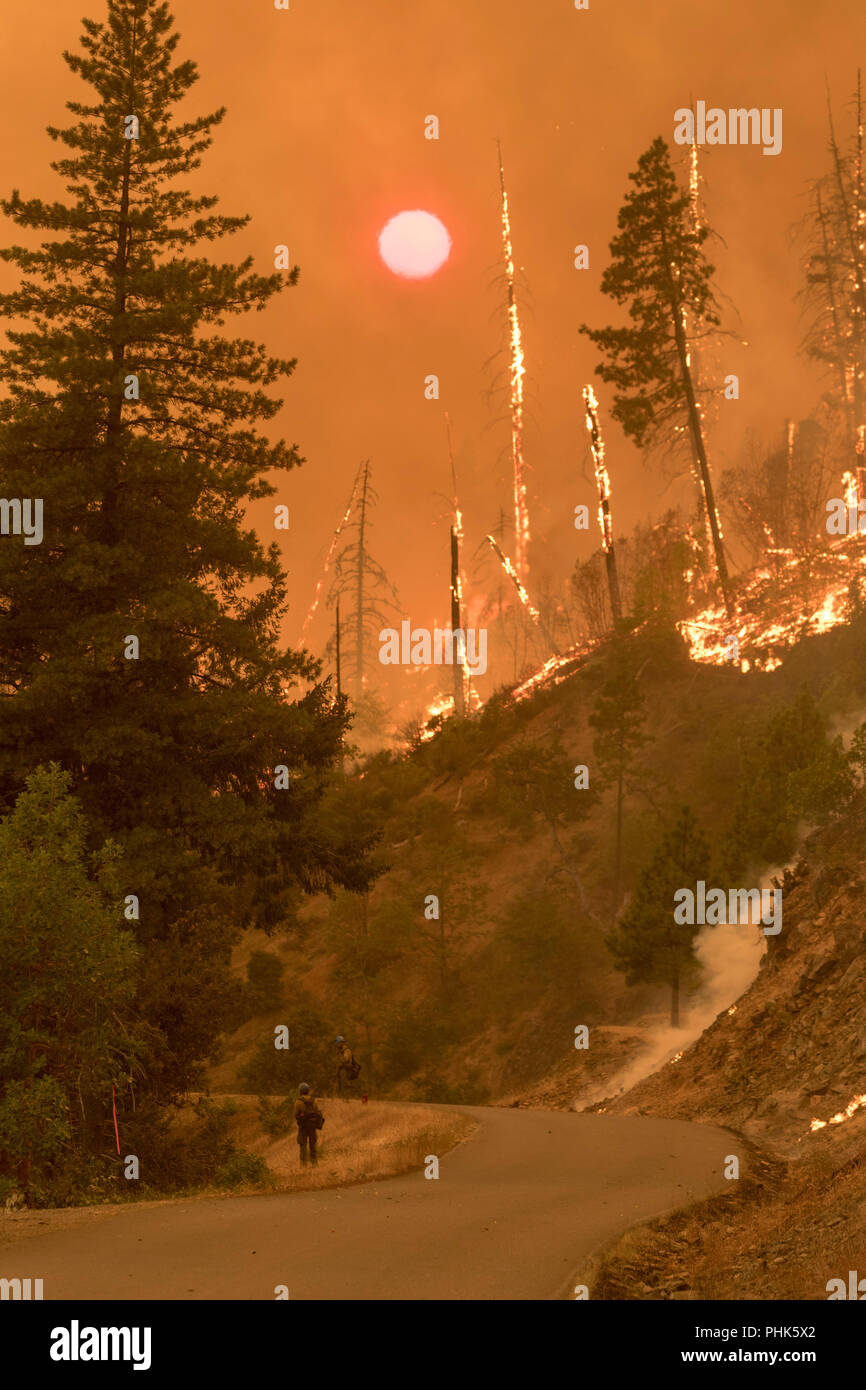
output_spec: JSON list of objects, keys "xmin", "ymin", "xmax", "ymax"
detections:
[
  {"xmin": 415, "ymin": 485, "xmax": 866, "ymax": 743},
  {"xmin": 583, "ymin": 385, "xmax": 614, "ymax": 552},
  {"xmin": 679, "ymin": 531, "xmax": 866, "ymax": 671},
  {"xmin": 486, "ymin": 534, "xmax": 540, "ymax": 624},
  {"xmin": 445, "ymin": 413, "xmax": 472, "ymax": 701},
  {"xmin": 809, "ymin": 1093, "xmax": 866, "ymax": 1132},
  {"xmin": 498, "ymin": 145, "xmax": 531, "ymax": 578}
]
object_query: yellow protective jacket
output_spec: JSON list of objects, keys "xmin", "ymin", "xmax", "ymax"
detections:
[{"xmin": 337, "ymin": 1044, "xmax": 355, "ymax": 1069}]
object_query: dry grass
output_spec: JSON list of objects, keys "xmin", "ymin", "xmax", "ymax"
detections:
[{"xmin": 223, "ymin": 1094, "xmax": 477, "ymax": 1193}]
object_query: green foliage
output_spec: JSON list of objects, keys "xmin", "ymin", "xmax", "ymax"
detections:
[
  {"xmin": 627, "ymin": 513, "xmax": 697, "ymax": 625},
  {"xmin": 788, "ymin": 734, "xmax": 855, "ymax": 821},
  {"xmin": 0, "ymin": 765, "xmax": 143, "ymax": 1193},
  {"xmin": 579, "ymin": 136, "xmax": 721, "ymax": 447},
  {"xmin": 490, "ymin": 888, "xmax": 591, "ymax": 1019},
  {"xmin": 245, "ymin": 950, "xmax": 285, "ymax": 1016},
  {"xmin": 607, "ymin": 806, "xmax": 712, "ymax": 1007},
  {"xmin": 720, "ymin": 690, "xmax": 855, "ymax": 872},
  {"xmin": 214, "ymin": 1149, "xmax": 270, "ymax": 1188},
  {"xmin": 378, "ymin": 1001, "xmax": 468, "ymax": 1085},
  {"xmin": 490, "ymin": 736, "xmax": 599, "ymax": 831},
  {"xmin": 237, "ymin": 1000, "xmax": 333, "ymax": 1095},
  {"xmin": 589, "ymin": 643, "xmax": 650, "ymax": 788},
  {"xmin": 0, "ymin": 1077, "xmax": 72, "ymax": 1178},
  {"xmin": 256, "ymin": 1095, "xmax": 296, "ymax": 1138},
  {"xmin": 121, "ymin": 1097, "xmax": 269, "ymax": 1193},
  {"xmin": 849, "ymin": 721, "xmax": 866, "ymax": 783},
  {"xmin": 408, "ymin": 1068, "xmax": 490, "ymax": 1105},
  {"xmin": 0, "ymin": 0, "xmax": 376, "ymax": 1105}
]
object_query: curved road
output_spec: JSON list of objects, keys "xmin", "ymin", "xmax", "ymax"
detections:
[{"xmin": 3, "ymin": 1107, "xmax": 731, "ymax": 1300}]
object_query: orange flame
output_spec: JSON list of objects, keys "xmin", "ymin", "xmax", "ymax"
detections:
[
  {"xmin": 583, "ymin": 385, "xmax": 615, "ymax": 553},
  {"xmin": 809, "ymin": 1093, "xmax": 866, "ymax": 1132},
  {"xmin": 498, "ymin": 145, "xmax": 531, "ymax": 578}
]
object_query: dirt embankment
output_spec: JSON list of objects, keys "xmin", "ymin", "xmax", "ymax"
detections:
[{"xmin": 570, "ymin": 803, "xmax": 866, "ymax": 1299}]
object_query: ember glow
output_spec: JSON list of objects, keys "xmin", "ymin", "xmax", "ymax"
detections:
[
  {"xmin": 583, "ymin": 383, "xmax": 623, "ymax": 623},
  {"xmin": 678, "ymin": 532, "xmax": 866, "ymax": 672},
  {"xmin": 583, "ymin": 385, "xmax": 614, "ymax": 552},
  {"xmin": 446, "ymin": 413, "xmax": 472, "ymax": 701},
  {"xmin": 809, "ymin": 1093, "xmax": 866, "ymax": 1132},
  {"xmin": 485, "ymin": 533, "xmax": 542, "ymax": 627},
  {"xmin": 498, "ymin": 144, "xmax": 531, "ymax": 579},
  {"xmin": 414, "ymin": 517, "xmax": 866, "ymax": 746}
]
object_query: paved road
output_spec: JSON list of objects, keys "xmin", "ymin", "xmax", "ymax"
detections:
[{"xmin": 2, "ymin": 1107, "xmax": 731, "ymax": 1300}]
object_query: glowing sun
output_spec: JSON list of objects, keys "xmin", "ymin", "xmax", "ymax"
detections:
[{"xmin": 378, "ymin": 210, "xmax": 452, "ymax": 279}]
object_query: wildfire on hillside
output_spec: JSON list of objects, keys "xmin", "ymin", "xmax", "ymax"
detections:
[
  {"xmin": 808, "ymin": 1093, "xmax": 866, "ymax": 1133},
  {"xmin": 678, "ymin": 533, "xmax": 866, "ymax": 673},
  {"xmin": 415, "ymin": 521, "xmax": 866, "ymax": 740}
]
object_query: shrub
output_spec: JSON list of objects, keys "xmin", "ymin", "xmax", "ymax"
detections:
[
  {"xmin": 237, "ymin": 1001, "xmax": 333, "ymax": 1095},
  {"xmin": 245, "ymin": 950, "xmax": 285, "ymax": 1015}
]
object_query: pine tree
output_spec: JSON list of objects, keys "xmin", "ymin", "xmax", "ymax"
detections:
[
  {"xmin": 490, "ymin": 737, "xmax": 600, "ymax": 922},
  {"xmin": 607, "ymin": 805, "xmax": 711, "ymax": 1028},
  {"xmin": 802, "ymin": 74, "xmax": 866, "ymax": 462},
  {"xmin": 0, "ymin": 0, "xmax": 374, "ymax": 1097},
  {"xmin": 580, "ymin": 137, "xmax": 732, "ymax": 613},
  {"xmin": 589, "ymin": 643, "xmax": 650, "ymax": 921}
]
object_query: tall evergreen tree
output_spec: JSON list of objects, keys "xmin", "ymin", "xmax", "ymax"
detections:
[
  {"xmin": 580, "ymin": 137, "xmax": 732, "ymax": 613},
  {"xmin": 0, "ymin": 0, "xmax": 375, "ymax": 1097},
  {"xmin": 589, "ymin": 643, "xmax": 650, "ymax": 921},
  {"xmin": 607, "ymin": 805, "xmax": 711, "ymax": 1028},
  {"xmin": 802, "ymin": 75, "xmax": 866, "ymax": 463}
]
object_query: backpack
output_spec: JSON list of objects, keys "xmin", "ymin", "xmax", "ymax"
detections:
[{"xmin": 348, "ymin": 1060, "xmax": 361, "ymax": 1080}]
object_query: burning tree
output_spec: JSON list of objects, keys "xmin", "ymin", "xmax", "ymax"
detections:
[
  {"xmin": 497, "ymin": 143, "xmax": 531, "ymax": 580},
  {"xmin": 580, "ymin": 137, "xmax": 732, "ymax": 614},
  {"xmin": 801, "ymin": 73, "xmax": 866, "ymax": 473},
  {"xmin": 326, "ymin": 460, "xmax": 399, "ymax": 695},
  {"xmin": 583, "ymin": 384, "xmax": 623, "ymax": 625}
]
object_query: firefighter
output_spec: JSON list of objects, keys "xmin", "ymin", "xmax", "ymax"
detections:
[
  {"xmin": 294, "ymin": 1082, "xmax": 324, "ymax": 1166},
  {"xmin": 335, "ymin": 1035, "xmax": 359, "ymax": 1093}
]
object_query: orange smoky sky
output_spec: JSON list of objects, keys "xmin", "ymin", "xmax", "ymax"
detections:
[{"xmin": 1, "ymin": 0, "xmax": 865, "ymax": 678}]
